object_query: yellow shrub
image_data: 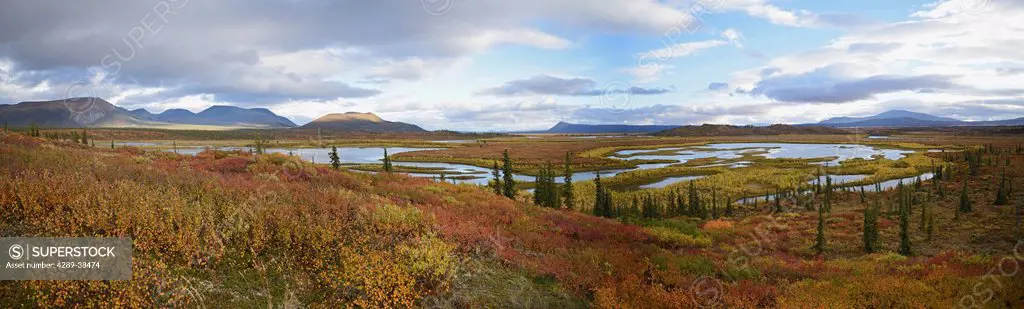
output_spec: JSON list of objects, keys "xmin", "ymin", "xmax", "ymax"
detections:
[{"xmin": 644, "ymin": 226, "xmax": 712, "ymax": 248}]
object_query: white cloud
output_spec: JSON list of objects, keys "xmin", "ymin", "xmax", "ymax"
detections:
[{"xmin": 638, "ymin": 40, "xmax": 727, "ymax": 60}]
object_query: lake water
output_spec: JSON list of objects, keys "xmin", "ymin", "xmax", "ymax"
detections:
[
  {"xmin": 170, "ymin": 146, "xmax": 440, "ymax": 164},
  {"xmin": 737, "ymin": 172, "xmax": 935, "ymax": 204},
  {"xmin": 163, "ymin": 142, "xmax": 917, "ymax": 189},
  {"xmin": 639, "ymin": 175, "xmax": 707, "ymax": 189},
  {"xmin": 617, "ymin": 143, "xmax": 911, "ymax": 167}
]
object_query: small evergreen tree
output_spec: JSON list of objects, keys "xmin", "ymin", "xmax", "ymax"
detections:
[
  {"xmin": 959, "ymin": 180, "xmax": 972, "ymax": 213},
  {"xmin": 813, "ymin": 198, "xmax": 826, "ymax": 255},
  {"xmin": 501, "ymin": 149, "xmax": 516, "ymax": 199},
  {"xmin": 725, "ymin": 196, "xmax": 734, "ymax": 217},
  {"xmin": 898, "ymin": 185, "xmax": 913, "ymax": 256},
  {"xmin": 593, "ymin": 172, "xmax": 606, "ymax": 217},
  {"xmin": 382, "ymin": 148, "xmax": 394, "ymax": 172},
  {"xmin": 490, "ymin": 162, "xmax": 503, "ymax": 196},
  {"xmin": 675, "ymin": 189, "xmax": 686, "ymax": 217},
  {"xmin": 823, "ymin": 175, "xmax": 833, "ymax": 212},
  {"xmin": 562, "ymin": 152, "xmax": 575, "ymax": 210},
  {"xmin": 81, "ymin": 129, "xmax": 88, "ymax": 144},
  {"xmin": 688, "ymin": 181, "xmax": 700, "ymax": 217},
  {"xmin": 863, "ymin": 201, "xmax": 879, "ymax": 253},
  {"xmin": 110, "ymin": 140, "xmax": 115, "ymax": 149},
  {"xmin": 773, "ymin": 189, "xmax": 782, "ymax": 214},
  {"xmin": 533, "ymin": 171, "xmax": 544, "ymax": 206},
  {"xmin": 328, "ymin": 146, "xmax": 341, "ymax": 170},
  {"xmin": 994, "ymin": 169, "xmax": 1009, "ymax": 206}
]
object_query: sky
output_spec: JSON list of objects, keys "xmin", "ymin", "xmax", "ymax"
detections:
[{"xmin": 0, "ymin": 0, "xmax": 1022, "ymax": 131}]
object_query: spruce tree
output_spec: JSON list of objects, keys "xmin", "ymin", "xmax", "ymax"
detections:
[
  {"xmin": 675, "ymin": 189, "xmax": 686, "ymax": 216},
  {"xmin": 593, "ymin": 172, "xmax": 605, "ymax": 217},
  {"xmin": 725, "ymin": 196, "xmax": 734, "ymax": 217},
  {"xmin": 643, "ymin": 194, "xmax": 657, "ymax": 219},
  {"xmin": 533, "ymin": 168, "xmax": 545, "ymax": 206},
  {"xmin": 859, "ymin": 186, "xmax": 867, "ymax": 204},
  {"xmin": 81, "ymin": 129, "xmax": 88, "ymax": 144},
  {"xmin": 549, "ymin": 164, "xmax": 561, "ymax": 209},
  {"xmin": 490, "ymin": 162, "xmax": 503, "ymax": 196},
  {"xmin": 603, "ymin": 189, "xmax": 614, "ymax": 218},
  {"xmin": 563, "ymin": 152, "xmax": 575, "ymax": 210},
  {"xmin": 813, "ymin": 198, "xmax": 826, "ymax": 255},
  {"xmin": 382, "ymin": 148, "xmax": 394, "ymax": 172},
  {"xmin": 329, "ymin": 146, "xmax": 341, "ymax": 169},
  {"xmin": 959, "ymin": 180, "xmax": 972, "ymax": 213},
  {"xmin": 774, "ymin": 189, "xmax": 782, "ymax": 214},
  {"xmin": 688, "ymin": 181, "xmax": 699, "ymax": 217},
  {"xmin": 994, "ymin": 169, "xmax": 1009, "ymax": 206},
  {"xmin": 110, "ymin": 140, "xmax": 115, "ymax": 149},
  {"xmin": 863, "ymin": 201, "xmax": 878, "ymax": 253},
  {"xmin": 898, "ymin": 185, "xmax": 912, "ymax": 256},
  {"xmin": 823, "ymin": 175, "xmax": 833, "ymax": 213},
  {"xmin": 501, "ymin": 149, "xmax": 516, "ymax": 199}
]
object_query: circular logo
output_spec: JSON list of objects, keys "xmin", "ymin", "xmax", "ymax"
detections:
[
  {"xmin": 599, "ymin": 81, "xmax": 634, "ymax": 113},
  {"xmin": 689, "ymin": 276, "xmax": 724, "ymax": 308},
  {"xmin": 9, "ymin": 244, "xmax": 23, "ymax": 260},
  {"xmin": 421, "ymin": 0, "xmax": 454, "ymax": 16},
  {"xmin": 63, "ymin": 80, "xmax": 98, "ymax": 114},
  {"xmin": 959, "ymin": 0, "xmax": 991, "ymax": 15}
]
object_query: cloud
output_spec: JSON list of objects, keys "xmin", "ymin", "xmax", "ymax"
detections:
[
  {"xmin": 747, "ymin": 65, "xmax": 957, "ymax": 103},
  {"xmin": 477, "ymin": 75, "xmax": 672, "ymax": 97},
  {"xmin": 0, "ymin": 0, "xmax": 690, "ymax": 107},
  {"xmin": 707, "ymin": 82, "xmax": 729, "ymax": 91},
  {"xmin": 847, "ymin": 43, "xmax": 902, "ymax": 53},
  {"xmin": 637, "ymin": 40, "xmax": 727, "ymax": 61},
  {"xmin": 568, "ymin": 103, "xmax": 776, "ymax": 125},
  {"xmin": 996, "ymin": 67, "xmax": 1024, "ymax": 75}
]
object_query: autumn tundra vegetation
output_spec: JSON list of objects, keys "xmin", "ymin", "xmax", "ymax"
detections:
[{"xmin": 1, "ymin": 127, "xmax": 1023, "ymax": 308}]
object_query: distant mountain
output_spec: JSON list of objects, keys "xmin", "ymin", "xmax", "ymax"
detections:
[
  {"xmin": 0, "ymin": 98, "xmax": 146, "ymax": 127},
  {"xmin": 300, "ymin": 112, "xmax": 426, "ymax": 133},
  {"xmin": 654, "ymin": 124, "xmax": 847, "ymax": 136},
  {"xmin": 813, "ymin": 110, "xmax": 1024, "ymax": 128},
  {"xmin": 191, "ymin": 106, "xmax": 296, "ymax": 127},
  {"xmin": 820, "ymin": 110, "xmax": 960, "ymax": 125},
  {"xmin": 542, "ymin": 121, "xmax": 680, "ymax": 134},
  {"xmin": 0, "ymin": 98, "xmax": 297, "ymax": 128}
]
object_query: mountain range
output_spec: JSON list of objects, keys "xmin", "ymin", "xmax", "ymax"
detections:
[
  {"xmin": 3, "ymin": 98, "xmax": 1023, "ymax": 132},
  {"xmin": 653, "ymin": 124, "xmax": 847, "ymax": 136},
  {"xmin": 810, "ymin": 110, "xmax": 1024, "ymax": 128},
  {"xmin": 537, "ymin": 121, "xmax": 680, "ymax": 134},
  {"xmin": 0, "ymin": 98, "xmax": 297, "ymax": 128},
  {"xmin": 300, "ymin": 112, "xmax": 426, "ymax": 133}
]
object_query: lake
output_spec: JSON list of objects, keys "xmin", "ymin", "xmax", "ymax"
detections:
[{"xmin": 163, "ymin": 142, "xmax": 918, "ymax": 190}]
